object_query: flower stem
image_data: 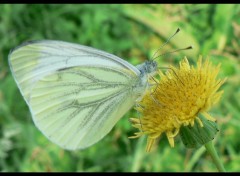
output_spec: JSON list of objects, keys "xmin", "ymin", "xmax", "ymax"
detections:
[{"xmin": 204, "ymin": 141, "xmax": 226, "ymax": 172}]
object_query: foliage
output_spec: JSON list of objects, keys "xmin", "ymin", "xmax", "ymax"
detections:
[{"xmin": 0, "ymin": 4, "xmax": 239, "ymax": 172}]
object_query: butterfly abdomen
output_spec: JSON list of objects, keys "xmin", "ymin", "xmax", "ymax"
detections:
[{"xmin": 133, "ymin": 60, "xmax": 158, "ymax": 101}]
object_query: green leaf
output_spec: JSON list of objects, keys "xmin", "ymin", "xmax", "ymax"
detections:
[{"xmin": 180, "ymin": 115, "xmax": 219, "ymax": 149}]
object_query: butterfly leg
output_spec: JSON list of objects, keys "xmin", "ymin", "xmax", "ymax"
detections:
[{"xmin": 148, "ymin": 75, "xmax": 163, "ymax": 107}]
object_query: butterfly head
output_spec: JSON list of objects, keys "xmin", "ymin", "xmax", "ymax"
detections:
[
  {"xmin": 143, "ymin": 60, "xmax": 158, "ymax": 76},
  {"xmin": 136, "ymin": 60, "xmax": 158, "ymax": 77}
]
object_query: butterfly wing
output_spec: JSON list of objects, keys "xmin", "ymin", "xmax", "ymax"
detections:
[{"xmin": 9, "ymin": 40, "xmax": 142, "ymax": 150}]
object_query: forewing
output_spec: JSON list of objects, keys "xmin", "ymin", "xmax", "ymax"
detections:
[{"xmin": 8, "ymin": 40, "xmax": 140, "ymax": 104}]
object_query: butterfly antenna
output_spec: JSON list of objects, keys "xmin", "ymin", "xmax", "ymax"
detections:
[
  {"xmin": 153, "ymin": 46, "xmax": 193, "ymax": 61},
  {"xmin": 150, "ymin": 28, "xmax": 181, "ymax": 60}
]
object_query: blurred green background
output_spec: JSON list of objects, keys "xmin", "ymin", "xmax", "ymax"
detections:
[{"xmin": 0, "ymin": 4, "xmax": 239, "ymax": 172}]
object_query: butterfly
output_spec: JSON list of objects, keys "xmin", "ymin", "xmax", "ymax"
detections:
[{"xmin": 8, "ymin": 29, "xmax": 186, "ymax": 150}]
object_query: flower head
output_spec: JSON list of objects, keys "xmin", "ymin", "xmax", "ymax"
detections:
[{"xmin": 130, "ymin": 56, "xmax": 226, "ymax": 152}]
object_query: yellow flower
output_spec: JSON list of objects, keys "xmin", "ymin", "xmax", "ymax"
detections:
[{"xmin": 129, "ymin": 56, "xmax": 226, "ymax": 152}]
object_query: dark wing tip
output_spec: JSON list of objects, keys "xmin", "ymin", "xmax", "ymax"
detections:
[
  {"xmin": 8, "ymin": 40, "xmax": 48, "ymax": 70},
  {"xmin": 9, "ymin": 40, "xmax": 44, "ymax": 55},
  {"xmin": 8, "ymin": 39, "xmax": 71, "ymax": 56}
]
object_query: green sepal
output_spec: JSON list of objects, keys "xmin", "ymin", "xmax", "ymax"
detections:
[{"xmin": 179, "ymin": 114, "xmax": 219, "ymax": 149}]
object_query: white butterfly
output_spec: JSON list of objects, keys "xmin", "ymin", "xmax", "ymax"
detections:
[{"xmin": 8, "ymin": 40, "xmax": 158, "ymax": 150}]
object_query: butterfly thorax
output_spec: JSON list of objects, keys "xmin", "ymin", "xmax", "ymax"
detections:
[{"xmin": 133, "ymin": 60, "xmax": 158, "ymax": 101}]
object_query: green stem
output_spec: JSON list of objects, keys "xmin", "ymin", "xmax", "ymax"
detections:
[
  {"xmin": 131, "ymin": 136, "xmax": 145, "ymax": 172},
  {"xmin": 204, "ymin": 141, "xmax": 226, "ymax": 172}
]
